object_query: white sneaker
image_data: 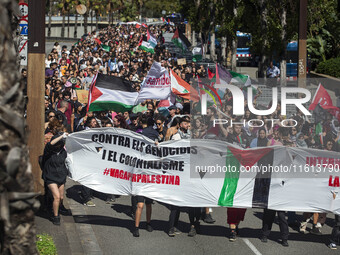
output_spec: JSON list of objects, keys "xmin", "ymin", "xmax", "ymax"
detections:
[
  {"xmin": 299, "ymin": 221, "xmax": 307, "ymax": 234},
  {"xmin": 329, "ymin": 243, "xmax": 337, "ymax": 250},
  {"xmin": 84, "ymin": 200, "xmax": 96, "ymax": 207}
]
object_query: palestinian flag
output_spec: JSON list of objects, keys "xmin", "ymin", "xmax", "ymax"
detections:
[
  {"xmin": 170, "ymin": 69, "xmax": 199, "ymax": 101},
  {"xmin": 192, "ymin": 47, "xmax": 202, "ymax": 62},
  {"xmin": 218, "ymin": 146, "xmax": 274, "ymax": 208},
  {"xmin": 139, "ymin": 40, "xmax": 155, "ymax": 54},
  {"xmin": 94, "ymin": 38, "xmax": 110, "ymax": 52},
  {"xmin": 147, "ymin": 28, "xmax": 157, "ymax": 48},
  {"xmin": 94, "ymin": 38, "xmax": 102, "ymax": 45},
  {"xmin": 162, "ymin": 17, "xmax": 167, "ymax": 24},
  {"xmin": 208, "ymin": 69, "xmax": 215, "ymax": 80},
  {"xmin": 230, "ymin": 70, "xmax": 251, "ymax": 86},
  {"xmin": 172, "ymin": 28, "xmax": 191, "ymax": 52},
  {"xmin": 315, "ymin": 122, "xmax": 324, "ymax": 146},
  {"xmin": 87, "ymin": 73, "xmax": 138, "ymax": 113},
  {"xmin": 242, "ymin": 85, "xmax": 259, "ymax": 100},
  {"xmin": 309, "ymin": 84, "xmax": 340, "ymax": 122},
  {"xmin": 215, "ymin": 64, "xmax": 232, "ymax": 85},
  {"xmin": 101, "ymin": 44, "xmax": 110, "ymax": 52}
]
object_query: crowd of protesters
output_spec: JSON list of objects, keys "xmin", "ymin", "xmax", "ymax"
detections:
[{"xmin": 35, "ymin": 23, "xmax": 340, "ymax": 249}]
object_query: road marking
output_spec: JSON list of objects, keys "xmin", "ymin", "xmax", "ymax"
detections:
[{"xmin": 243, "ymin": 238, "xmax": 262, "ymax": 255}]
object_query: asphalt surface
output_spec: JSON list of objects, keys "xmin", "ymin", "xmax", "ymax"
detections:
[{"xmin": 63, "ymin": 179, "xmax": 337, "ymax": 255}]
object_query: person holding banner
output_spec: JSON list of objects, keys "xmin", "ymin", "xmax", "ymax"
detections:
[
  {"xmin": 42, "ymin": 122, "xmax": 69, "ymax": 225},
  {"xmin": 257, "ymin": 127, "xmax": 289, "ymax": 246},
  {"xmin": 133, "ymin": 115, "xmax": 157, "ymax": 237},
  {"xmin": 167, "ymin": 117, "xmax": 201, "ymax": 237}
]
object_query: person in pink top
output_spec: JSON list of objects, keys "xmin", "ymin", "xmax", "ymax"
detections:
[{"xmin": 269, "ymin": 126, "xmax": 283, "ymax": 146}]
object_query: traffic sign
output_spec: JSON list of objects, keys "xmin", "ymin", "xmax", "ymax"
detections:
[
  {"xmin": 19, "ymin": 36, "xmax": 28, "ymax": 66},
  {"xmin": 19, "ymin": 18, "xmax": 28, "ymax": 35},
  {"xmin": 19, "ymin": 3, "xmax": 28, "ymax": 19}
]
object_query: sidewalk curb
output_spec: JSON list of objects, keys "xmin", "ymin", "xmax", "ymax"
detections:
[
  {"xmin": 62, "ymin": 195, "xmax": 85, "ymax": 255},
  {"xmin": 65, "ymin": 179, "xmax": 103, "ymax": 255}
]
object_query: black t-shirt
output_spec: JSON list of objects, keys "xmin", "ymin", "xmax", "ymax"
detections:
[
  {"xmin": 141, "ymin": 126, "xmax": 159, "ymax": 141},
  {"xmin": 157, "ymin": 126, "xmax": 168, "ymax": 142},
  {"xmin": 227, "ymin": 133, "xmax": 250, "ymax": 149},
  {"xmin": 42, "ymin": 141, "xmax": 68, "ymax": 184}
]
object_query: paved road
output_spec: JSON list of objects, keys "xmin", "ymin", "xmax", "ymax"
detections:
[{"xmin": 64, "ymin": 179, "xmax": 336, "ymax": 255}]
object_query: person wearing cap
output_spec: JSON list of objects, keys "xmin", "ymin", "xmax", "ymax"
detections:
[
  {"xmin": 128, "ymin": 113, "xmax": 141, "ymax": 131},
  {"xmin": 175, "ymin": 103, "xmax": 183, "ymax": 115},
  {"xmin": 165, "ymin": 105, "xmax": 177, "ymax": 127}
]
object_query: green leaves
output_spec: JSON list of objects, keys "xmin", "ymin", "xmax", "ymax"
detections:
[
  {"xmin": 316, "ymin": 58, "xmax": 340, "ymax": 78},
  {"xmin": 36, "ymin": 234, "xmax": 57, "ymax": 255}
]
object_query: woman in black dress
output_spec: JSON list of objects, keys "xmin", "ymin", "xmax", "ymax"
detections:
[{"xmin": 42, "ymin": 120, "xmax": 69, "ymax": 225}]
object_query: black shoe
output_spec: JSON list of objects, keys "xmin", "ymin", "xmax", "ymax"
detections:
[
  {"xmin": 229, "ymin": 230, "xmax": 237, "ymax": 242},
  {"xmin": 310, "ymin": 227, "xmax": 322, "ymax": 235},
  {"xmin": 194, "ymin": 222, "xmax": 201, "ymax": 234},
  {"xmin": 260, "ymin": 236, "xmax": 268, "ymax": 243},
  {"xmin": 188, "ymin": 226, "xmax": 197, "ymax": 237},
  {"xmin": 168, "ymin": 227, "xmax": 175, "ymax": 237},
  {"xmin": 59, "ymin": 204, "xmax": 70, "ymax": 215},
  {"xmin": 105, "ymin": 198, "xmax": 116, "ymax": 204},
  {"xmin": 133, "ymin": 227, "xmax": 139, "ymax": 237},
  {"xmin": 146, "ymin": 223, "xmax": 153, "ymax": 232},
  {"xmin": 281, "ymin": 240, "xmax": 289, "ymax": 247},
  {"xmin": 51, "ymin": 215, "xmax": 60, "ymax": 225},
  {"xmin": 203, "ymin": 213, "xmax": 216, "ymax": 224}
]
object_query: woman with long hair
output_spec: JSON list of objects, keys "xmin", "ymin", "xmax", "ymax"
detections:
[
  {"xmin": 250, "ymin": 127, "xmax": 269, "ymax": 148},
  {"xmin": 192, "ymin": 117, "xmax": 207, "ymax": 138},
  {"xmin": 42, "ymin": 120, "xmax": 69, "ymax": 225},
  {"xmin": 113, "ymin": 114, "xmax": 129, "ymax": 129},
  {"xmin": 165, "ymin": 116, "xmax": 181, "ymax": 141}
]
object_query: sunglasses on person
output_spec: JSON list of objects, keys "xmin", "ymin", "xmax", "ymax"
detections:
[
  {"xmin": 49, "ymin": 115, "xmax": 55, "ymax": 118},
  {"xmin": 156, "ymin": 122, "xmax": 162, "ymax": 126}
]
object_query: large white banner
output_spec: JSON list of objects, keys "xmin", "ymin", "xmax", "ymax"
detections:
[
  {"xmin": 65, "ymin": 128, "xmax": 340, "ymax": 214},
  {"xmin": 136, "ymin": 61, "xmax": 171, "ymax": 103}
]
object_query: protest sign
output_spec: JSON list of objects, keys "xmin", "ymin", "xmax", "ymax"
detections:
[{"xmin": 66, "ymin": 128, "xmax": 340, "ymax": 213}]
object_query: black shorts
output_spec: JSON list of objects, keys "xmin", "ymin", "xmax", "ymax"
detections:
[{"xmin": 136, "ymin": 195, "xmax": 153, "ymax": 205}]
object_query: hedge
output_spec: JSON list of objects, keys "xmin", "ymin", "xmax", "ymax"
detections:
[{"xmin": 316, "ymin": 58, "xmax": 340, "ymax": 78}]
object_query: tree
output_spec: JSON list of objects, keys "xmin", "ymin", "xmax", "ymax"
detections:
[
  {"xmin": 0, "ymin": 0, "xmax": 38, "ymax": 254},
  {"xmin": 180, "ymin": 0, "xmax": 219, "ymax": 61},
  {"xmin": 56, "ymin": 0, "xmax": 67, "ymax": 37},
  {"xmin": 47, "ymin": 0, "xmax": 53, "ymax": 37},
  {"xmin": 307, "ymin": 0, "xmax": 340, "ymax": 68},
  {"xmin": 143, "ymin": 0, "xmax": 180, "ymax": 18}
]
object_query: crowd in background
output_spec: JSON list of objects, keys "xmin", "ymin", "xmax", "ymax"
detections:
[{"xmin": 34, "ymin": 23, "xmax": 340, "ymax": 248}]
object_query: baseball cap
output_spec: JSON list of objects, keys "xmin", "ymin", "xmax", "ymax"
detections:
[{"xmin": 168, "ymin": 105, "xmax": 177, "ymax": 110}]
